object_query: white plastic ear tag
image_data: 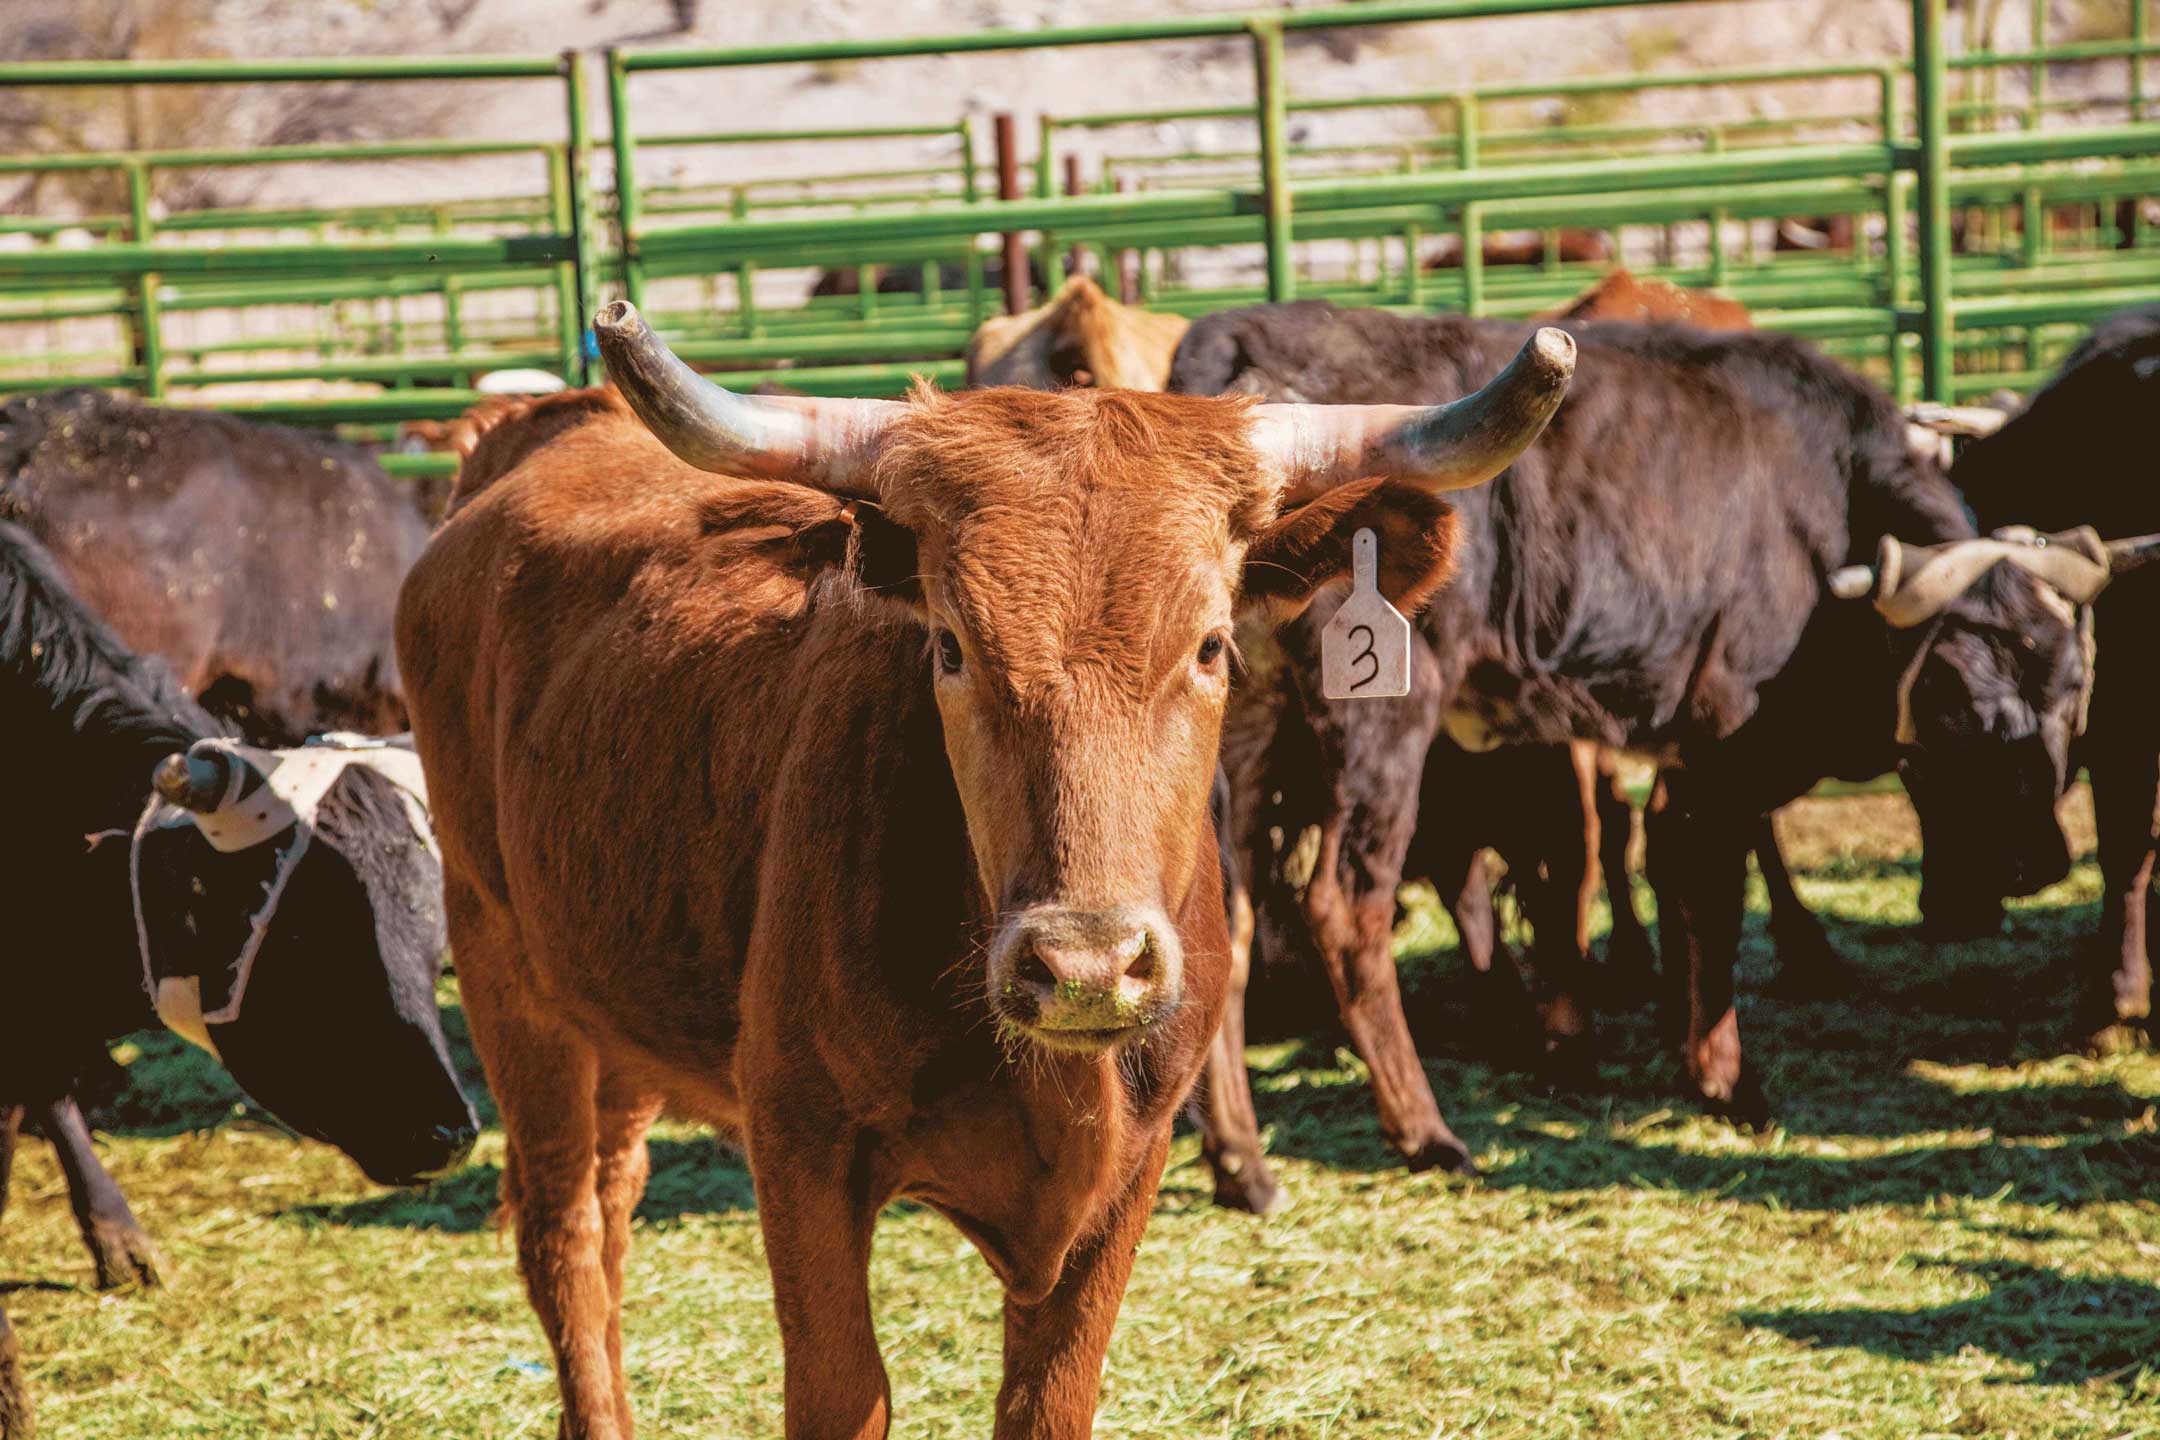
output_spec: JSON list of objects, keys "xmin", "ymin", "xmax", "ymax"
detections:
[{"xmin": 1321, "ymin": 528, "xmax": 1411, "ymax": 700}]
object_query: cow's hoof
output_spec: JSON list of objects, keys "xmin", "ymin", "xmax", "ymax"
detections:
[
  {"xmin": 1701, "ymin": 1072, "xmax": 1774, "ymax": 1131},
  {"xmin": 85, "ymin": 1219, "xmax": 164, "ymax": 1291},
  {"xmin": 1212, "ymin": 1167, "xmax": 1290, "ymax": 1217},
  {"xmin": 2085, "ymin": 1020, "xmax": 2152, "ymax": 1057},
  {"xmin": 1402, "ymin": 1135, "xmax": 1480, "ymax": 1177}
]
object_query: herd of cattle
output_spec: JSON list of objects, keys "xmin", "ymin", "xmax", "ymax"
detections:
[{"xmin": 1, "ymin": 263, "xmax": 2155, "ymax": 1436}]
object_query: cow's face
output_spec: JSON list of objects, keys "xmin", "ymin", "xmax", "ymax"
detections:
[
  {"xmin": 1898, "ymin": 565, "xmax": 2085, "ymax": 900},
  {"xmin": 139, "ymin": 767, "xmax": 478, "ymax": 1185},
  {"xmin": 593, "ymin": 301, "xmax": 1572, "ymax": 1057},
  {"xmin": 873, "ymin": 390, "xmax": 1467, "ymax": 1051}
]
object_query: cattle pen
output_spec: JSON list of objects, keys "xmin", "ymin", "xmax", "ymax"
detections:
[
  {"xmin": 3, "ymin": 0, "xmax": 2157, "ymax": 444},
  {"xmin": 4, "ymin": 1, "xmax": 2160, "ymax": 1438}
]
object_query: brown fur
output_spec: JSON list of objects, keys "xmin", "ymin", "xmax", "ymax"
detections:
[
  {"xmin": 399, "ymin": 384, "xmax": 1460, "ymax": 1438},
  {"xmin": 966, "ymin": 277, "xmax": 1191, "ymax": 392},
  {"xmin": 1546, "ymin": 269, "xmax": 1754, "ymax": 331}
]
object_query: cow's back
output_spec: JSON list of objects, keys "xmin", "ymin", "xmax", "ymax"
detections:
[
  {"xmin": 1173, "ymin": 303, "xmax": 1965, "ymax": 759},
  {"xmin": 0, "ymin": 390, "xmax": 432, "ymax": 740},
  {"xmin": 396, "ymin": 392, "xmax": 945, "ymax": 1093}
]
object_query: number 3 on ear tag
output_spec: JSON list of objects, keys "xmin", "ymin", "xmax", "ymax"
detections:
[{"xmin": 1321, "ymin": 528, "xmax": 1412, "ymax": 700}]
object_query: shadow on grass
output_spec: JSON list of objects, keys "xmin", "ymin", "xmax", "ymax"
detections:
[
  {"xmin": 1739, "ymin": 1259, "xmax": 2160, "ymax": 1385},
  {"xmin": 283, "ymin": 1137, "xmax": 756, "ymax": 1232}
]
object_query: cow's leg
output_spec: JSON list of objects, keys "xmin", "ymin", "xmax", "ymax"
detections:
[
  {"xmin": 593, "ymin": 1070, "xmax": 661, "ymax": 1437},
  {"xmin": 752, "ymin": 1111, "xmax": 888, "ymax": 1440},
  {"xmin": 1305, "ymin": 809, "xmax": 1474, "ymax": 1173},
  {"xmin": 1519, "ymin": 745, "xmax": 1600, "ymax": 1078},
  {"xmin": 0, "ymin": 1104, "xmax": 29, "ymax": 1440},
  {"xmin": 1189, "ymin": 868, "xmax": 1285, "ymax": 1215},
  {"xmin": 1595, "ymin": 751, "xmax": 1656, "ymax": 1000},
  {"xmin": 1755, "ymin": 814, "xmax": 1848, "ymax": 997},
  {"xmin": 2087, "ymin": 740, "xmax": 2158, "ymax": 1047},
  {"xmin": 476, "ymin": 1015, "xmax": 622, "ymax": 1437},
  {"xmin": 1443, "ymin": 849, "xmax": 1539, "ymax": 1068},
  {"xmin": 994, "ymin": 1132, "xmax": 1168, "ymax": 1440},
  {"xmin": 1644, "ymin": 778, "xmax": 1766, "ymax": 1123},
  {"xmin": 41, "ymin": 1094, "xmax": 161, "ymax": 1290}
]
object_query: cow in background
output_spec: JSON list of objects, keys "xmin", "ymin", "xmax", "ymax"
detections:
[
  {"xmin": 0, "ymin": 392, "xmax": 449, "ymax": 1309},
  {"xmin": 1942, "ymin": 303, "xmax": 2160, "ymax": 1047},
  {"xmin": 966, "ymin": 275, "xmax": 1191, "ymax": 390},
  {"xmin": 0, "ymin": 390, "xmax": 430, "ymax": 743},
  {"xmin": 1, "ymin": 520, "xmax": 476, "ymax": 1440},
  {"xmin": 1424, "ymin": 228, "xmax": 1611, "ymax": 270},
  {"xmin": 1173, "ymin": 300, "xmax": 2105, "ymax": 1188}
]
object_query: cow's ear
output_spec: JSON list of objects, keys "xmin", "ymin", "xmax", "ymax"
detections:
[
  {"xmin": 694, "ymin": 485, "xmax": 922, "ymax": 609},
  {"xmin": 1239, "ymin": 478, "xmax": 1460, "ymax": 625}
]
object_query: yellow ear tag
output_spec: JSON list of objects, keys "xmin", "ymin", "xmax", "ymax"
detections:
[{"xmin": 1321, "ymin": 528, "xmax": 1412, "ymax": 700}]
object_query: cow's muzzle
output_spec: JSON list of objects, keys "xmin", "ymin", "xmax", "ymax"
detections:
[{"xmin": 989, "ymin": 905, "xmax": 1182, "ymax": 1053}]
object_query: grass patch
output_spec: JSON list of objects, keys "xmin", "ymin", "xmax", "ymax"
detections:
[{"xmin": 6, "ymin": 793, "xmax": 2157, "ymax": 1437}]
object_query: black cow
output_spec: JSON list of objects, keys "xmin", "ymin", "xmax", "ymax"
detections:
[
  {"xmin": 1171, "ymin": 302, "xmax": 2100, "ymax": 1194},
  {"xmin": 1944, "ymin": 303, "xmax": 2160, "ymax": 1047},
  {"xmin": 0, "ymin": 521, "xmax": 478, "ymax": 1440}
]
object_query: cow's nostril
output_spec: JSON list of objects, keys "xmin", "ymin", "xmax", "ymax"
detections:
[
  {"xmin": 1122, "ymin": 937, "xmax": 1156, "ymax": 984},
  {"xmin": 1015, "ymin": 947, "xmax": 1059, "ymax": 994}
]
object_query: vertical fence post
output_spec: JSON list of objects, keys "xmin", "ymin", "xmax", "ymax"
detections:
[
  {"xmin": 1034, "ymin": 113, "xmax": 1059, "ymax": 293},
  {"xmin": 1250, "ymin": 19, "xmax": 1294, "ymax": 303},
  {"xmin": 2028, "ymin": 0, "xmax": 2046, "ymax": 129},
  {"xmin": 730, "ymin": 188, "xmax": 761, "ymax": 340},
  {"xmin": 994, "ymin": 112, "xmax": 1029, "ymax": 315},
  {"xmin": 606, "ymin": 48, "xmax": 644, "ymax": 311},
  {"xmin": 958, "ymin": 117, "xmax": 987, "ymax": 325},
  {"xmin": 1114, "ymin": 176, "xmax": 1142, "ymax": 303},
  {"xmin": 547, "ymin": 144, "xmax": 582, "ymax": 374},
  {"xmin": 126, "ymin": 160, "xmax": 163, "ymax": 399},
  {"xmin": 562, "ymin": 48, "xmax": 598, "ymax": 386},
  {"xmin": 1913, "ymin": 0, "xmax": 1954, "ymax": 404},
  {"xmin": 1457, "ymin": 91, "xmax": 1484, "ymax": 316}
]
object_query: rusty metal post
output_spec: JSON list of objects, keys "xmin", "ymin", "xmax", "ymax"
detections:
[{"xmin": 994, "ymin": 111, "xmax": 1029, "ymax": 314}]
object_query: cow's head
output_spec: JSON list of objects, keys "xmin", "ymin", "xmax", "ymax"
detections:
[
  {"xmin": 1829, "ymin": 527, "xmax": 2147, "ymax": 901},
  {"xmin": 136, "ymin": 746, "xmax": 478, "ymax": 1185},
  {"xmin": 598, "ymin": 301, "xmax": 1572, "ymax": 1054}
]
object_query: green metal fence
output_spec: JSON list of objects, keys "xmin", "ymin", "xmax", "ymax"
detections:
[{"xmin": 1, "ymin": 0, "xmax": 2155, "ymax": 439}]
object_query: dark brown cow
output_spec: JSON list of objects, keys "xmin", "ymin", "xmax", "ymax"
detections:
[
  {"xmin": 395, "ymin": 302, "xmax": 1572, "ymax": 1437},
  {"xmin": 1945, "ymin": 303, "xmax": 2160, "ymax": 1046},
  {"xmin": 1172, "ymin": 301, "xmax": 2103, "ymax": 1186},
  {"xmin": 0, "ymin": 389, "xmax": 430, "ymax": 742}
]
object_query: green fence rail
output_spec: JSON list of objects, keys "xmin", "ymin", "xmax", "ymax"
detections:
[{"xmin": 0, "ymin": 0, "xmax": 2154, "ymax": 428}]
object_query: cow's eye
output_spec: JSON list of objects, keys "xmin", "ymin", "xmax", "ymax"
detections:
[
  {"xmin": 935, "ymin": 629, "xmax": 965, "ymax": 675},
  {"xmin": 1196, "ymin": 632, "xmax": 1226, "ymax": 668}
]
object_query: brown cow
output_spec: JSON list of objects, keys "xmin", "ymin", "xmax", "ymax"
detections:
[
  {"xmin": 1425, "ymin": 227, "xmax": 1611, "ymax": 270},
  {"xmin": 396, "ymin": 302, "xmax": 1571, "ymax": 1437},
  {"xmin": 965, "ymin": 275, "xmax": 1190, "ymax": 391}
]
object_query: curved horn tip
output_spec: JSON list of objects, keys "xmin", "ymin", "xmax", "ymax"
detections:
[
  {"xmin": 1529, "ymin": 326, "xmax": 1578, "ymax": 376},
  {"xmin": 152, "ymin": 751, "xmax": 228, "ymax": 812},
  {"xmin": 1827, "ymin": 565, "xmax": 1877, "ymax": 601},
  {"xmin": 593, "ymin": 298, "xmax": 640, "ymax": 333}
]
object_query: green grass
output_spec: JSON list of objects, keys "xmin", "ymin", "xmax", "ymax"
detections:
[{"xmin": 6, "ymin": 799, "xmax": 2158, "ymax": 1438}]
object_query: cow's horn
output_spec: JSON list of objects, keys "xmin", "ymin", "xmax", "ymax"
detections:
[
  {"xmin": 1826, "ymin": 564, "xmax": 1877, "ymax": 600},
  {"xmin": 593, "ymin": 300, "xmax": 902, "ymax": 497},
  {"xmin": 153, "ymin": 751, "xmax": 232, "ymax": 813},
  {"xmin": 2105, "ymin": 530, "xmax": 2160, "ymax": 573},
  {"xmin": 1252, "ymin": 327, "xmax": 1576, "ymax": 502}
]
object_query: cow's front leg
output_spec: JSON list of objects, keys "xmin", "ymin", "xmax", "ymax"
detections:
[
  {"xmin": 1645, "ymin": 779, "xmax": 1765, "ymax": 1124},
  {"xmin": 1754, "ymin": 815, "xmax": 1850, "ymax": 997},
  {"xmin": 0, "ymin": 1104, "xmax": 30, "ymax": 1440},
  {"xmin": 1304, "ymin": 825, "xmax": 1474, "ymax": 1174},
  {"xmin": 41, "ymin": 1094, "xmax": 160, "ymax": 1290},
  {"xmin": 994, "ymin": 1132, "xmax": 1168, "ymax": 1440},
  {"xmin": 2087, "ymin": 738, "xmax": 2158, "ymax": 1048},
  {"xmin": 751, "ymin": 1102, "xmax": 888, "ymax": 1440},
  {"xmin": 1188, "ymin": 866, "xmax": 1286, "ymax": 1215}
]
